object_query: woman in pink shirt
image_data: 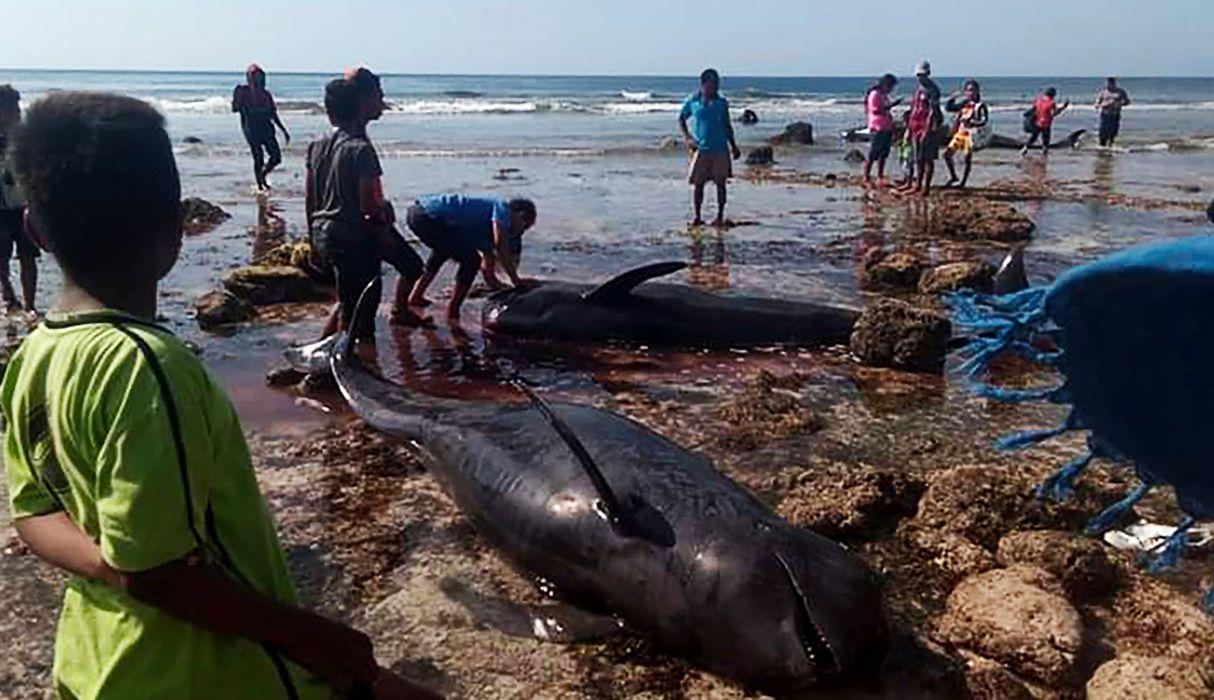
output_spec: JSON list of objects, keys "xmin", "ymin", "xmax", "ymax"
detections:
[{"xmin": 863, "ymin": 73, "xmax": 901, "ymax": 185}]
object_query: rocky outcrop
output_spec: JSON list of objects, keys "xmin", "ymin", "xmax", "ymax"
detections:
[
  {"xmin": 933, "ymin": 565, "xmax": 1085, "ymax": 686},
  {"xmin": 843, "ymin": 148, "xmax": 866, "ymax": 164},
  {"xmin": 850, "ymin": 299, "xmax": 950, "ymax": 372},
  {"xmin": 223, "ymin": 265, "xmax": 332, "ymax": 306},
  {"xmin": 997, "ymin": 530, "xmax": 1120, "ymax": 603},
  {"xmin": 769, "ymin": 122, "xmax": 814, "ymax": 146},
  {"xmin": 744, "ymin": 146, "xmax": 774, "ymax": 165},
  {"xmin": 1087, "ymin": 655, "xmax": 1212, "ymax": 700},
  {"xmin": 181, "ymin": 196, "xmax": 231, "ymax": 234},
  {"xmin": 780, "ymin": 464, "xmax": 924, "ymax": 541},
  {"xmin": 861, "ymin": 249, "xmax": 925, "ymax": 292},
  {"xmin": 918, "ymin": 261, "xmax": 996, "ymax": 295},
  {"xmin": 193, "ymin": 290, "xmax": 254, "ymax": 330},
  {"xmin": 925, "ymin": 197, "xmax": 1035, "ymax": 242}
]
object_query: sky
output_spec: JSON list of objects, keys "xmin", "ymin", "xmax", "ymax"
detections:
[{"xmin": 0, "ymin": 0, "xmax": 1209, "ymax": 76}]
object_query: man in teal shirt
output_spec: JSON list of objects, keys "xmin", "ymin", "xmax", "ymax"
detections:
[{"xmin": 678, "ymin": 69, "xmax": 741, "ymax": 227}]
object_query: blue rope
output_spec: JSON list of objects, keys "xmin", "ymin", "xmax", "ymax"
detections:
[
  {"xmin": 1146, "ymin": 516, "xmax": 1197, "ymax": 574},
  {"xmin": 996, "ymin": 409, "xmax": 1077, "ymax": 451},
  {"xmin": 1086, "ymin": 483, "xmax": 1153, "ymax": 536},
  {"xmin": 1037, "ymin": 449, "xmax": 1095, "ymax": 502}
]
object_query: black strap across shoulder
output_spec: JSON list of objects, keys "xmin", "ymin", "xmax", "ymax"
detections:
[{"xmin": 50, "ymin": 313, "xmax": 301, "ymax": 700}]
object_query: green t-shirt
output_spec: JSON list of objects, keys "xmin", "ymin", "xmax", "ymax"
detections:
[{"xmin": 2, "ymin": 311, "xmax": 329, "ymax": 700}]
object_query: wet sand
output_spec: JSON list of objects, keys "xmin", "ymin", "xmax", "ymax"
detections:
[{"xmin": 2, "ymin": 144, "xmax": 1213, "ymax": 698}]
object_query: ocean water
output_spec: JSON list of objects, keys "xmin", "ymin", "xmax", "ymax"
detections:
[{"xmin": 2, "ymin": 70, "xmax": 1213, "ymax": 155}]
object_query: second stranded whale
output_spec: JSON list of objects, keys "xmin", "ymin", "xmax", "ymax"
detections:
[
  {"xmin": 321, "ymin": 286, "xmax": 889, "ymax": 693},
  {"xmin": 482, "ymin": 261, "xmax": 861, "ymax": 348}
]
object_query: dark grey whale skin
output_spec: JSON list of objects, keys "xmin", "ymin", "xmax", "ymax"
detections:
[
  {"xmin": 330, "ymin": 338, "xmax": 889, "ymax": 693},
  {"xmin": 481, "ymin": 277, "xmax": 861, "ymax": 350}
]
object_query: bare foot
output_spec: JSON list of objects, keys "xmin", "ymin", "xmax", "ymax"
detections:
[
  {"xmin": 389, "ymin": 307, "xmax": 435, "ymax": 328},
  {"xmin": 690, "ymin": 218, "xmax": 705, "ymax": 227},
  {"xmin": 711, "ymin": 217, "xmax": 725, "ymax": 228}
]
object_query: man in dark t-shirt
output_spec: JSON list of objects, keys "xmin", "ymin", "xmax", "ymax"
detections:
[
  {"xmin": 306, "ymin": 69, "xmax": 427, "ymax": 343},
  {"xmin": 232, "ymin": 64, "xmax": 290, "ymax": 192}
]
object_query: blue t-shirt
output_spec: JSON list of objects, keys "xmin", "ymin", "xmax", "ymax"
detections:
[
  {"xmin": 679, "ymin": 94, "xmax": 732, "ymax": 154},
  {"xmin": 417, "ymin": 194, "xmax": 512, "ymax": 254}
]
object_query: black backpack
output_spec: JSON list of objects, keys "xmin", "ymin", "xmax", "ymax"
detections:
[{"xmin": 1022, "ymin": 107, "xmax": 1038, "ymax": 134}]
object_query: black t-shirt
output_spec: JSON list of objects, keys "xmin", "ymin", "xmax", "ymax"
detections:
[{"xmin": 306, "ymin": 128, "xmax": 382, "ymax": 228}]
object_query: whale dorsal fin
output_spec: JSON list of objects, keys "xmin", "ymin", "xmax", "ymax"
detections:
[{"xmin": 582, "ymin": 262, "xmax": 687, "ymax": 303}]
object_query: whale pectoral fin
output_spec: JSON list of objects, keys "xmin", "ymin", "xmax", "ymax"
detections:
[
  {"xmin": 582, "ymin": 261, "xmax": 688, "ymax": 303},
  {"xmin": 439, "ymin": 577, "xmax": 623, "ymax": 644}
]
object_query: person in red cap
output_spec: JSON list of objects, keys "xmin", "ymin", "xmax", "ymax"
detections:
[{"xmin": 232, "ymin": 63, "xmax": 290, "ymax": 191}]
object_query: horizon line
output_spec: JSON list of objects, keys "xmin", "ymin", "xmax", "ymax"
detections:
[{"xmin": 1, "ymin": 67, "xmax": 1210, "ymax": 80}]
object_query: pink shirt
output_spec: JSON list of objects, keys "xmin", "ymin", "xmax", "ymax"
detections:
[{"xmin": 866, "ymin": 89, "xmax": 893, "ymax": 132}]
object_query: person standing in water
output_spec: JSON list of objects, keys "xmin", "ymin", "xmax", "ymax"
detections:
[
  {"xmin": 307, "ymin": 69, "xmax": 430, "ymax": 345},
  {"xmin": 942, "ymin": 80, "xmax": 989, "ymax": 189},
  {"xmin": 1095, "ymin": 77, "xmax": 1131, "ymax": 149},
  {"xmin": 863, "ymin": 74, "xmax": 900, "ymax": 187},
  {"xmin": 678, "ymin": 69, "xmax": 741, "ymax": 227},
  {"xmin": 0, "ymin": 85, "xmax": 37, "ymax": 316},
  {"xmin": 895, "ymin": 60, "xmax": 943, "ymax": 197},
  {"xmin": 1021, "ymin": 87, "xmax": 1069, "ymax": 156},
  {"xmin": 232, "ymin": 64, "xmax": 290, "ymax": 191}
]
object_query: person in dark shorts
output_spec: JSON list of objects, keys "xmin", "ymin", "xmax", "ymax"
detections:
[
  {"xmin": 306, "ymin": 69, "xmax": 428, "ymax": 345},
  {"xmin": 863, "ymin": 73, "xmax": 900, "ymax": 186},
  {"xmin": 232, "ymin": 64, "xmax": 290, "ymax": 191},
  {"xmin": 895, "ymin": 60, "xmax": 943, "ymax": 197},
  {"xmin": 0, "ymin": 84, "xmax": 37, "ymax": 315},
  {"xmin": 405, "ymin": 194, "xmax": 537, "ymax": 322},
  {"xmin": 1095, "ymin": 77, "xmax": 1131, "ymax": 148},
  {"xmin": 1021, "ymin": 87, "xmax": 1069, "ymax": 156}
]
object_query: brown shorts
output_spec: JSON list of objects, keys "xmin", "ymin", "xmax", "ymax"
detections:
[{"xmin": 688, "ymin": 150, "xmax": 732, "ymax": 185}]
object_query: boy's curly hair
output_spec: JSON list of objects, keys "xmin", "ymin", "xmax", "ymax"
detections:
[{"xmin": 10, "ymin": 92, "xmax": 180, "ymax": 287}]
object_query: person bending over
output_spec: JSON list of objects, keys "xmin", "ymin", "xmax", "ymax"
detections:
[
  {"xmin": 307, "ymin": 70, "xmax": 430, "ymax": 345},
  {"xmin": 678, "ymin": 69, "xmax": 741, "ymax": 227},
  {"xmin": 3, "ymin": 91, "xmax": 438, "ymax": 700},
  {"xmin": 406, "ymin": 194, "xmax": 537, "ymax": 322},
  {"xmin": 232, "ymin": 63, "xmax": 290, "ymax": 191}
]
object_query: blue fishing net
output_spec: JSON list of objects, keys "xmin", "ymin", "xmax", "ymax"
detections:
[{"xmin": 949, "ymin": 236, "xmax": 1214, "ymax": 610}]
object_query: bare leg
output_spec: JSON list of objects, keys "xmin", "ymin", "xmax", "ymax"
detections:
[
  {"xmin": 713, "ymin": 181, "xmax": 727, "ymax": 227},
  {"xmin": 921, "ymin": 161, "xmax": 935, "ymax": 196},
  {"xmin": 0, "ymin": 264, "xmax": 17, "ymax": 309},
  {"xmin": 407, "ymin": 252, "xmax": 444, "ymax": 307},
  {"xmin": 943, "ymin": 149, "xmax": 959, "ymax": 186},
  {"xmin": 960, "ymin": 153, "xmax": 973, "ymax": 188},
  {"xmin": 18, "ymin": 254, "xmax": 36, "ymax": 312},
  {"xmin": 877, "ymin": 158, "xmax": 887, "ymax": 182},
  {"xmin": 321, "ymin": 303, "xmax": 340, "ymax": 339},
  {"xmin": 692, "ymin": 183, "xmax": 706, "ymax": 225},
  {"xmin": 448, "ymin": 278, "xmax": 472, "ymax": 322},
  {"xmin": 863, "ymin": 158, "xmax": 874, "ymax": 183}
]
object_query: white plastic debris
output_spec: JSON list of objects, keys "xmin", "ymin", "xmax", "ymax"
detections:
[{"xmin": 1103, "ymin": 521, "xmax": 1214, "ymax": 552}]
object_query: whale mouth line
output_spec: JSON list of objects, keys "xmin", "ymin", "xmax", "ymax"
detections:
[{"xmin": 774, "ymin": 552, "xmax": 838, "ymax": 675}]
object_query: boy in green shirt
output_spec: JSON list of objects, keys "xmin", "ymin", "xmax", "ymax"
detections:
[{"xmin": 1, "ymin": 93, "xmax": 437, "ymax": 699}]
